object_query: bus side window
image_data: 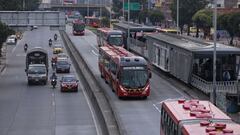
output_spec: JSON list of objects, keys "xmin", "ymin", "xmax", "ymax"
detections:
[
  {"xmin": 99, "ymin": 50, "xmax": 103, "ymax": 62},
  {"xmin": 110, "ymin": 60, "xmax": 117, "ymax": 75},
  {"xmin": 104, "ymin": 56, "xmax": 110, "ymax": 69}
]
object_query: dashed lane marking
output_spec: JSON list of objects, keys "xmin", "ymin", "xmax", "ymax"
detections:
[
  {"xmin": 16, "ymin": 53, "xmax": 26, "ymax": 57},
  {"xmin": 91, "ymin": 50, "xmax": 98, "ymax": 56}
]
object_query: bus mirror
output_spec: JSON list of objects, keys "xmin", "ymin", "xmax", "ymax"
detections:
[{"xmin": 149, "ymin": 72, "xmax": 152, "ymax": 78}]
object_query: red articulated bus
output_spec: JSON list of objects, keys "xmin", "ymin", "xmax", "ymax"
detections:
[
  {"xmin": 97, "ymin": 28, "xmax": 124, "ymax": 47},
  {"xmin": 85, "ymin": 16, "xmax": 100, "ymax": 28},
  {"xmin": 98, "ymin": 45, "xmax": 151, "ymax": 99},
  {"xmin": 72, "ymin": 20, "xmax": 85, "ymax": 36},
  {"xmin": 160, "ymin": 99, "xmax": 240, "ymax": 135}
]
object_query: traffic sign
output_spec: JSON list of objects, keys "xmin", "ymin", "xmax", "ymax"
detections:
[{"xmin": 124, "ymin": 2, "xmax": 140, "ymax": 11}]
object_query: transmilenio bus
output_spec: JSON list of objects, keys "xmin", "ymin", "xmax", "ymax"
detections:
[
  {"xmin": 85, "ymin": 16, "xmax": 100, "ymax": 28},
  {"xmin": 99, "ymin": 45, "xmax": 151, "ymax": 99},
  {"xmin": 160, "ymin": 99, "xmax": 240, "ymax": 135},
  {"xmin": 97, "ymin": 28, "xmax": 124, "ymax": 47},
  {"xmin": 72, "ymin": 19, "xmax": 85, "ymax": 35}
]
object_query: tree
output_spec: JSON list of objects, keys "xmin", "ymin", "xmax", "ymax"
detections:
[
  {"xmin": 138, "ymin": 10, "xmax": 149, "ymax": 24},
  {"xmin": 192, "ymin": 9, "xmax": 212, "ymax": 38},
  {"xmin": 171, "ymin": 0, "xmax": 208, "ymax": 34},
  {"xmin": 0, "ymin": 0, "xmax": 39, "ymax": 11},
  {"xmin": 149, "ymin": 10, "xmax": 164, "ymax": 26},
  {"xmin": 0, "ymin": 22, "xmax": 14, "ymax": 56},
  {"xmin": 101, "ymin": 17, "xmax": 110, "ymax": 28},
  {"xmin": 218, "ymin": 12, "xmax": 240, "ymax": 45}
]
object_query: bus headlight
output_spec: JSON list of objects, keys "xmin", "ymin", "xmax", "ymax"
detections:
[{"xmin": 120, "ymin": 85, "xmax": 127, "ymax": 93}]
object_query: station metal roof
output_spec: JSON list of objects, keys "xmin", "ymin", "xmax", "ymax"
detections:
[
  {"xmin": 113, "ymin": 22, "xmax": 156, "ymax": 32},
  {"xmin": 146, "ymin": 33, "xmax": 240, "ymax": 54}
]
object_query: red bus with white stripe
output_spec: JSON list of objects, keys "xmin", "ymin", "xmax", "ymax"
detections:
[
  {"xmin": 99, "ymin": 45, "xmax": 151, "ymax": 99},
  {"xmin": 160, "ymin": 99, "xmax": 240, "ymax": 135},
  {"xmin": 72, "ymin": 20, "xmax": 85, "ymax": 35},
  {"xmin": 97, "ymin": 28, "xmax": 124, "ymax": 47}
]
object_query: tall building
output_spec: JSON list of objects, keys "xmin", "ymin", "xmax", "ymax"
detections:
[{"xmin": 209, "ymin": 0, "xmax": 239, "ymax": 8}]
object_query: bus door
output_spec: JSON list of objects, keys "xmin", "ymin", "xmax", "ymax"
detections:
[
  {"xmin": 103, "ymin": 54, "xmax": 111, "ymax": 82},
  {"xmin": 109, "ymin": 59, "xmax": 118, "ymax": 91}
]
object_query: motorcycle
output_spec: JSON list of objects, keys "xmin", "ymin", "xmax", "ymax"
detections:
[
  {"xmin": 51, "ymin": 61, "xmax": 56, "ymax": 70},
  {"xmin": 24, "ymin": 45, "xmax": 28, "ymax": 52},
  {"xmin": 54, "ymin": 34, "xmax": 57, "ymax": 41},
  {"xmin": 49, "ymin": 40, "xmax": 52, "ymax": 47},
  {"xmin": 51, "ymin": 79, "xmax": 57, "ymax": 89}
]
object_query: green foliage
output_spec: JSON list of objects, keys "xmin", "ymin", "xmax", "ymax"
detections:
[
  {"xmin": 192, "ymin": 9, "xmax": 212, "ymax": 38},
  {"xmin": 0, "ymin": 22, "xmax": 15, "ymax": 56},
  {"xmin": 101, "ymin": 17, "xmax": 110, "ymax": 27},
  {"xmin": 0, "ymin": 0, "xmax": 39, "ymax": 11},
  {"xmin": 218, "ymin": 12, "xmax": 240, "ymax": 45},
  {"xmin": 171, "ymin": 0, "xmax": 208, "ymax": 33},
  {"xmin": 138, "ymin": 10, "xmax": 149, "ymax": 24},
  {"xmin": 149, "ymin": 10, "xmax": 164, "ymax": 25}
]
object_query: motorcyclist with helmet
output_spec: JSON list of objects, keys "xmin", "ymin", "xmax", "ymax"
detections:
[
  {"xmin": 50, "ymin": 72, "xmax": 57, "ymax": 88},
  {"xmin": 24, "ymin": 43, "xmax": 28, "ymax": 52},
  {"xmin": 54, "ymin": 34, "xmax": 58, "ymax": 41},
  {"xmin": 49, "ymin": 38, "xmax": 52, "ymax": 47}
]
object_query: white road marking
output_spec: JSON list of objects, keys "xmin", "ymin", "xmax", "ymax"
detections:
[
  {"xmin": 16, "ymin": 53, "xmax": 26, "ymax": 57},
  {"xmin": 77, "ymin": 75, "xmax": 101, "ymax": 135},
  {"xmin": 82, "ymin": 35, "xmax": 98, "ymax": 51},
  {"xmin": 153, "ymin": 103, "xmax": 161, "ymax": 113},
  {"xmin": 12, "ymin": 46, "xmax": 17, "ymax": 53},
  {"xmin": 52, "ymin": 101, "xmax": 55, "ymax": 106},
  {"xmin": 0, "ymin": 68, "xmax": 7, "ymax": 75},
  {"xmin": 91, "ymin": 50, "xmax": 98, "ymax": 56},
  {"xmin": 153, "ymin": 97, "xmax": 187, "ymax": 112}
]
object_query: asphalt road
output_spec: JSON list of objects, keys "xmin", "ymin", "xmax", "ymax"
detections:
[
  {"xmin": 0, "ymin": 27, "xmax": 97, "ymax": 135},
  {"xmin": 66, "ymin": 25, "xmax": 191, "ymax": 135}
]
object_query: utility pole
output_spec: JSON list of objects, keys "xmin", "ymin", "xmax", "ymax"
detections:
[
  {"xmin": 211, "ymin": 0, "xmax": 217, "ymax": 105},
  {"xmin": 23, "ymin": 0, "xmax": 25, "ymax": 10},
  {"xmin": 123, "ymin": 0, "xmax": 125, "ymax": 20}
]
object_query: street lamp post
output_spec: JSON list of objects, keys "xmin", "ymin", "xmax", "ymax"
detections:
[
  {"xmin": 23, "ymin": 0, "xmax": 25, "ymax": 10},
  {"xmin": 127, "ymin": 0, "xmax": 130, "ymax": 50},
  {"xmin": 177, "ymin": 0, "xmax": 179, "ymax": 35},
  {"xmin": 110, "ymin": 0, "xmax": 112, "ymax": 27},
  {"xmin": 100, "ymin": 0, "xmax": 102, "ymax": 27},
  {"xmin": 87, "ymin": 0, "xmax": 89, "ymax": 17},
  {"xmin": 211, "ymin": 0, "xmax": 217, "ymax": 105},
  {"xmin": 123, "ymin": 0, "xmax": 125, "ymax": 20}
]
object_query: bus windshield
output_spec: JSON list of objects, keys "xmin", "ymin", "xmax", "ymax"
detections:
[
  {"xmin": 73, "ymin": 24, "xmax": 84, "ymax": 31},
  {"xmin": 120, "ymin": 67, "xmax": 148, "ymax": 88},
  {"xmin": 108, "ymin": 35, "xmax": 123, "ymax": 46}
]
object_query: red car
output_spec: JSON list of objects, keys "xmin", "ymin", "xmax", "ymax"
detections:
[{"xmin": 60, "ymin": 75, "xmax": 79, "ymax": 92}]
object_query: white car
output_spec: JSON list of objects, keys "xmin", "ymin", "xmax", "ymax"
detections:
[{"xmin": 6, "ymin": 35, "xmax": 17, "ymax": 45}]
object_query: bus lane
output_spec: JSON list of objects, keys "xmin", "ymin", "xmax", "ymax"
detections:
[{"xmin": 65, "ymin": 25, "xmax": 190, "ymax": 135}]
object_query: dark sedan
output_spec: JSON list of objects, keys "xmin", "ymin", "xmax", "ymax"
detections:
[
  {"xmin": 56, "ymin": 60, "xmax": 71, "ymax": 73},
  {"xmin": 60, "ymin": 75, "xmax": 79, "ymax": 92}
]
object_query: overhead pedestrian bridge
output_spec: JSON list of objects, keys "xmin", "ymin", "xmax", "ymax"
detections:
[{"xmin": 0, "ymin": 11, "xmax": 65, "ymax": 30}]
